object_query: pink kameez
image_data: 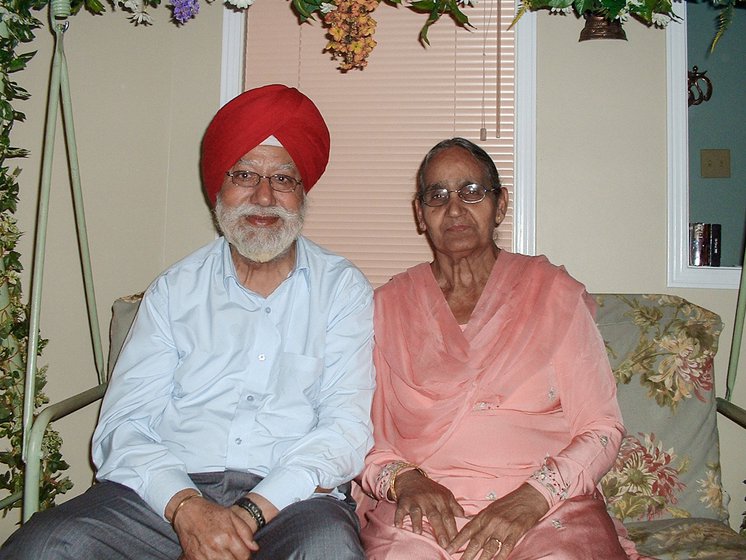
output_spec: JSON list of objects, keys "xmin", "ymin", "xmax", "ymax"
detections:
[{"xmin": 358, "ymin": 252, "xmax": 647, "ymax": 559}]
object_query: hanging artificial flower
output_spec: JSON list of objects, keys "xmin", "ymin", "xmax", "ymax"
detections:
[
  {"xmin": 323, "ymin": 0, "xmax": 380, "ymax": 71},
  {"xmin": 292, "ymin": 0, "xmax": 473, "ymax": 71},
  {"xmin": 120, "ymin": 0, "xmax": 154, "ymax": 24},
  {"xmin": 170, "ymin": 0, "xmax": 200, "ymax": 24}
]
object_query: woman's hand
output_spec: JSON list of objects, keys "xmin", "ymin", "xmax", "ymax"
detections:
[
  {"xmin": 446, "ymin": 483, "xmax": 549, "ymax": 560},
  {"xmin": 393, "ymin": 469, "xmax": 465, "ymax": 548}
]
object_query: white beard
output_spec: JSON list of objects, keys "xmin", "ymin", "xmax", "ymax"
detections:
[{"xmin": 215, "ymin": 198, "xmax": 306, "ymax": 263}]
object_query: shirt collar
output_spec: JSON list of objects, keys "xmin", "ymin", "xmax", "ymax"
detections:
[{"xmin": 221, "ymin": 236, "xmax": 311, "ymax": 292}]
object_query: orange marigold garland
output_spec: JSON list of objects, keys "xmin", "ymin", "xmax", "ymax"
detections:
[{"xmin": 323, "ymin": 0, "xmax": 381, "ymax": 71}]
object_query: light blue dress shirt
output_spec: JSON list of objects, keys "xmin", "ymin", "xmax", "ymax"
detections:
[{"xmin": 92, "ymin": 236, "xmax": 375, "ymax": 518}]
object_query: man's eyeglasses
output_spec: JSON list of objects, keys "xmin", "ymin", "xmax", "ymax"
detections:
[
  {"xmin": 419, "ymin": 184, "xmax": 497, "ymax": 207},
  {"xmin": 225, "ymin": 170, "xmax": 302, "ymax": 193}
]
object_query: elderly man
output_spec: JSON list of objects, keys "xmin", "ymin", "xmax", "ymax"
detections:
[{"xmin": 1, "ymin": 84, "xmax": 375, "ymax": 560}]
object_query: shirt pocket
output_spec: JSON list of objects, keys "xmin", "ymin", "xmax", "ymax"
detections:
[
  {"xmin": 275, "ymin": 352, "xmax": 324, "ymax": 408},
  {"xmin": 264, "ymin": 352, "xmax": 324, "ymax": 437}
]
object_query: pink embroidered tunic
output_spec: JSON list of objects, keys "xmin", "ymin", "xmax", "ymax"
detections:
[{"xmin": 358, "ymin": 252, "xmax": 646, "ymax": 559}]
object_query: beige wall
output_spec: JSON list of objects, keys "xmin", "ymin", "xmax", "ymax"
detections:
[{"xmin": 2, "ymin": 3, "xmax": 744, "ymax": 542}]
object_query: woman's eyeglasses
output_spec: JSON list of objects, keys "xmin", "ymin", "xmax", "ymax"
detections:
[{"xmin": 419, "ymin": 183, "xmax": 496, "ymax": 207}]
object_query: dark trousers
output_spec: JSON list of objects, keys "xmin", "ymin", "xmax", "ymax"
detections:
[{"xmin": 0, "ymin": 471, "xmax": 364, "ymax": 560}]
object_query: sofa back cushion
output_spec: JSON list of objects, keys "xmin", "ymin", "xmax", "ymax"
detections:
[
  {"xmin": 107, "ymin": 293, "xmax": 143, "ymax": 379},
  {"xmin": 592, "ymin": 294, "xmax": 728, "ymax": 524}
]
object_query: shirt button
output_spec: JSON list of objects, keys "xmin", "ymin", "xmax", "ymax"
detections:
[
  {"xmin": 246, "ymin": 395, "xmax": 255, "ymax": 402},
  {"xmin": 258, "ymin": 354, "xmax": 266, "ymax": 361},
  {"xmin": 265, "ymin": 307, "xmax": 271, "ymax": 314},
  {"xmin": 235, "ymin": 438, "xmax": 242, "ymax": 445}
]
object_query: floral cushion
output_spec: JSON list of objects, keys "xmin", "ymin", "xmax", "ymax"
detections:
[
  {"xmin": 592, "ymin": 294, "xmax": 746, "ymax": 558},
  {"xmin": 593, "ymin": 294, "xmax": 727, "ymax": 523},
  {"xmin": 626, "ymin": 518, "xmax": 746, "ymax": 560}
]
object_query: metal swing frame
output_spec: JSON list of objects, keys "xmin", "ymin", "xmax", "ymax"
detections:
[{"xmin": 0, "ymin": 0, "xmax": 108, "ymax": 521}]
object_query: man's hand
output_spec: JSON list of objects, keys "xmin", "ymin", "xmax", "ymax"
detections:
[
  {"xmin": 446, "ymin": 483, "xmax": 549, "ymax": 560},
  {"xmin": 393, "ymin": 469, "xmax": 465, "ymax": 549},
  {"xmin": 168, "ymin": 491, "xmax": 259, "ymax": 560}
]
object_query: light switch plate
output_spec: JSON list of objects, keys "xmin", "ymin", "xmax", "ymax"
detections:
[{"xmin": 700, "ymin": 149, "xmax": 731, "ymax": 178}]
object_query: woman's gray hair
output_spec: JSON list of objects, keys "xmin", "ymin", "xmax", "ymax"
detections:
[{"xmin": 415, "ymin": 137, "xmax": 502, "ymax": 198}]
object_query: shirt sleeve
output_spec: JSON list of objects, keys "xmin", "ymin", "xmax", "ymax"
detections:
[
  {"xmin": 526, "ymin": 292, "xmax": 625, "ymax": 506},
  {"xmin": 92, "ymin": 279, "xmax": 197, "ymax": 519},
  {"xmin": 250, "ymin": 271, "xmax": 376, "ymax": 511}
]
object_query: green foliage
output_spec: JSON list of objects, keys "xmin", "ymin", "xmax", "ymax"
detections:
[
  {"xmin": 711, "ymin": 1, "xmax": 734, "ymax": 50},
  {"xmin": 406, "ymin": 0, "xmax": 472, "ymax": 44},
  {"xmin": 0, "ymin": 0, "xmax": 72, "ymax": 515},
  {"xmin": 291, "ymin": 0, "xmax": 322, "ymax": 20},
  {"xmin": 291, "ymin": 0, "xmax": 472, "ymax": 47},
  {"xmin": 513, "ymin": 0, "xmax": 743, "ymax": 49},
  {"xmin": 514, "ymin": 0, "xmax": 678, "ymax": 26}
]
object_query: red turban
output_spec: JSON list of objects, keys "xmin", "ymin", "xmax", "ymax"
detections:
[{"xmin": 200, "ymin": 84, "xmax": 331, "ymax": 206}]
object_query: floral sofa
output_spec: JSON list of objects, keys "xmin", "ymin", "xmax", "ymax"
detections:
[
  {"xmin": 593, "ymin": 294, "xmax": 746, "ymax": 559},
  {"xmin": 104, "ymin": 292, "xmax": 746, "ymax": 559}
]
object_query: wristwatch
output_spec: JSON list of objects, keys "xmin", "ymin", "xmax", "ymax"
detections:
[{"xmin": 234, "ymin": 496, "xmax": 266, "ymax": 530}]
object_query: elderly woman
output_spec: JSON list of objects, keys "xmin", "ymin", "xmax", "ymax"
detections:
[{"xmin": 357, "ymin": 138, "xmax": 645, "ymax": 560}]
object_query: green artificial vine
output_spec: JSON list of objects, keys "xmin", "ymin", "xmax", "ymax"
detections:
[
  {"xmin": 709, "ymin": 0, "xmax": 744, "ymax": 51},
  {"xmin": 0, "ymin": 0, "xmax": 73, "ymax": 515}
]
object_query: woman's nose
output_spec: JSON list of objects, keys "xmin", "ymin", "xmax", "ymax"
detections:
[{"xmin": 445, "ymin": 192, "xmax": 465, "ymax": 215}]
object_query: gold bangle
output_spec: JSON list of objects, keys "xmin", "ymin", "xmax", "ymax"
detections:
[
  {"xmin": 170, "ymin": 492, "xmax": 202, "ymax": 526},
  {"xmin": 389, "ymin": 464, "xmax": 428, "ymax": 502}
]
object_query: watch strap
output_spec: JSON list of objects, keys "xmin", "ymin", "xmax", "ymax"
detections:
[{"xmin": 234, "ymin": 496, "xmax": 266, "ymax": 530}]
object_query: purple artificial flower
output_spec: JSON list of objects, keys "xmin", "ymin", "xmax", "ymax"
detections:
[{"xmin": 170, "ymin": 0, "xmax": 200, "ymax": 24}]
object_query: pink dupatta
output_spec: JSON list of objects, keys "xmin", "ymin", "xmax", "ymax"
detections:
[{"xmin": 371, "ymin": 251, "xmax": 596, "ymax": 464}]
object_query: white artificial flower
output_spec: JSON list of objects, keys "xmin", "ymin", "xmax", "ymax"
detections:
[
  {"xmin": 129, "ymin": 9, "xmax": 153, "ymax": 24},
  {"xmin": 652, "ymin": 12, "xmax": 671, "ymax": 27},
  {"xmin": 549, "ymin": 6, "xmax": 572, "ymax": 15},
  {"xmin": 122, "ymin": 0, "xmax": 139, "ymax": 11},
  {"xmin": 458, "ymin": 0, "xmax": 477, "ymax": 5},
  {"xmin": 319, "ymin": 2, "xmax": 336, "ymax": 13},
  {"xmin": 226, "ymin": 0, "xmax": 255, "ymax": 8}
]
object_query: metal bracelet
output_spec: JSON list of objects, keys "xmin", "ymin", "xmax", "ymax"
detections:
[
  {"xmin": 170, "ymin": 492, "xmax": 202, "ymax": 526},
  {"xmin": 389, "ymin": 464, "xmax": 428, "ymax": 502}
]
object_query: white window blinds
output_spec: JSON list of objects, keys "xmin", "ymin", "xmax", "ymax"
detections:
[{"xmin": 245, "ymin": 0, "xmax": 515, "ymax": 287}]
